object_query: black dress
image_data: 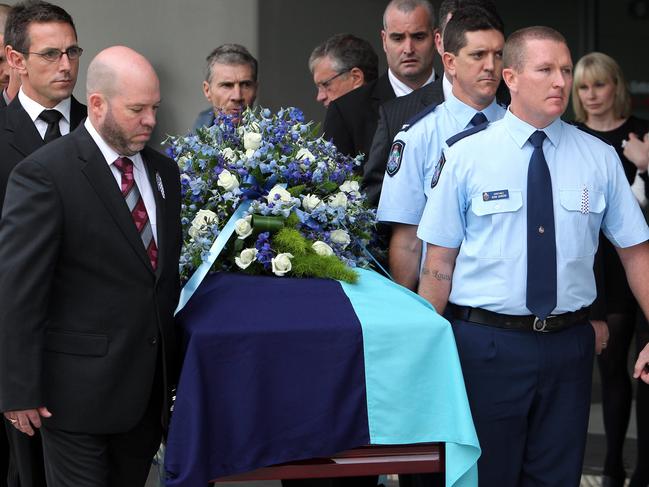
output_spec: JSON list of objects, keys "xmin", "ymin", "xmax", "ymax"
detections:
[{"xmin": 585, "ymin": 116, "xmax": 649, "ymax": 313}]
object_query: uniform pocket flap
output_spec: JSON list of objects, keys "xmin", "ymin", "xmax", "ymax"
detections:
[
  {"xmin": 471, "ymin": 190, "xmax": 523, "ymax": 216},
  {"xmin": 559, "ymin": 189, "xmax": 606, "ymax": 214},
  {"xmin": 44, "ymin": 330, "xmax": 109, "ymax": 357}
]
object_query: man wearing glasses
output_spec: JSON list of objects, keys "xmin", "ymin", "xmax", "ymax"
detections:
[
  {"xmin": 309, "ymin": 33, "xmax": 378, "ymax": 108},
  {"xmin": 0, "ymin": 2, "xmax": 86, "ymax": 486},
  {"xmin": 322, "ymin": 0, "xmax": 436, "ymax": 167}
]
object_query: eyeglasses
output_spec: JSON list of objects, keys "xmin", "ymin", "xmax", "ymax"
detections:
[
  {"xmin": 20, "ymin": 46, "xmax": 83, "ymax": 63},
  {"xmin": 316, "ymin": 69, "xmax": 350, "ymax": 91}
]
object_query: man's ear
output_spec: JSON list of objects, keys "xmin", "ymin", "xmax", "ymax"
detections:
[
  {"xmin": 202, "ymin": 80, "xmax": 211, "ymax": 101},
  {"xmin": 7, "ymin": 47, "xmax": 26, "ymax": 73},
  {"xmin": 442, "ymin": 52, "xmax": 456, "ymax": 78},
  {"xmin": 349, "ymin": 67, "xmax": 365, "ymax": 89},
  {"xmin": 87, "ymin": 92, "xmax": 106, "ymax": 118},
  {"xmin": 502, "ymin": 67, "xmax": 517, "ymax": 93}
]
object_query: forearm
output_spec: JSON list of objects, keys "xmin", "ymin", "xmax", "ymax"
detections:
[
  {"xmin": 417, "ymin": 244, "xmax": 458, "ymax": 314},
  {"xmin": 389, "ymin": 224, "xmax": 422, "ymax": 291}
]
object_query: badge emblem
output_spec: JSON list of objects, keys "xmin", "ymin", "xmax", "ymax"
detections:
[
  {"xmin": 430, "ymin": 153, "xmax": 446, "ymax": 189},
  {"xmin": 156, "ymin": 172, "xmax": 166, "ymax": 199},
  {"xmin": 386, "ymin": 140, "xmax": 405, "ymax": 177}
]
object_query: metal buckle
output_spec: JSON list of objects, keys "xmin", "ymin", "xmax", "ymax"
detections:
[{"xmin": 533, "ymin": 317, "xmax": 548, "ymax": 332}]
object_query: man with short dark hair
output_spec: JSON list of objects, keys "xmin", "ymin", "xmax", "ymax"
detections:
[
  {"xmin": 362, "ymin": 0, "xmax": 501, "ymax": 207},
  {"xmin": 0, "ymin": 3, "xmax": 86, "ymax": 484},
  {"xmin": 322, "ymin": 0, "xmax": 436, "ymax": 166},
  {"xmin": 418, "ymin": 26, "xmax": 649, "ymax": 486},
  {"xmin": 309, "ymin": 33, "xmax": 378, "ymax": 108},
  {"xmin": 0, "ymin": 44, "xmax": 182, "ymax": 487},
  {"xmin": 378, "ymin": 6, "xmax": 505, "ymax": 291},
  {"xmin": 193, "ymin": 43, "xmax": 258, "ymax": 129}
]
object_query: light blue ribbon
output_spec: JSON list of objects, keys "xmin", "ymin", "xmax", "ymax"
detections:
[{"xmin": 176, "ymin": 200, "xmax": 252, "ymax": 314}]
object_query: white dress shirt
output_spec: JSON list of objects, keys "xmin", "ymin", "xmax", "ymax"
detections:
[
  {"xmin": 18, "ymin": 88, "xmax": 71, "ymax": 139},
  {"xmin": 84, "ymin": 118, "xmax": 158, "ymax": 244},
  {"xmin": 388, "ymin": 68, "xmax": 436, "ymax": 97}
]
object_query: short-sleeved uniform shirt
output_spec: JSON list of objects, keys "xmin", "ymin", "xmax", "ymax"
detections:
[
  {"xmin": 417, "ymin": 109, "xmax": 649, "ymax": 315},
  {"xmin": 377, "ymin": 93, "xmax": 505, "ymax": 225}
]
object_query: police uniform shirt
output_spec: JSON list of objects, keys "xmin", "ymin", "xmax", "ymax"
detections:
[
  {"xmin": 417, "ymin": 109, "xmax": 649, "ymax": 315},
  {"xmin": 377, "ymin": 92, "xmax": 505, "ymax": 225}
]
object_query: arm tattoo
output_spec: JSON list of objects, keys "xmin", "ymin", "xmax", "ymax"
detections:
[{"xmin": 421, "ymin": 268, "xmax": 451, "ymax": 281}]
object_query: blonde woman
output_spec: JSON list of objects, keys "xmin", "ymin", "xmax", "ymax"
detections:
[{"xmin": 573, "ymin": 51, "xmax": 649, "ymax": 487}]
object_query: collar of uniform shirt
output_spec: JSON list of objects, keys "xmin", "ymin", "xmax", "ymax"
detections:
[
  {"xmin": 444, "ymin": 90, "xmax": 503, "ymax": 129},
  {"xmin": 502, "ymin": 108, "xmax": 562, "ymax": 150},
  {"xmin": 17, "ymin": 87, "xmax": 71, "ymax": 126}
]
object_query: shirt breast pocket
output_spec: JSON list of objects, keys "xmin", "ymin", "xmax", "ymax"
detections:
[
  {"xmin": 468, "ymin": 190, "xmax": 524, "ymax": 258},
  {"xmin": 558, "ymin": 188, "xmax": 606, "ymax": 259}
]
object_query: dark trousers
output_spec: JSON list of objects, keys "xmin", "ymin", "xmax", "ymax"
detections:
[
  {"xmin": 39, "ymin": 367, "xmax": 163, "ymax": 487},
  {"xmin": 5, "ymin": 422, "xmax": 46, "ymax": 487},
  {"xmin": 451, "ymin": 319, "xmax": 594, "ymax": 487}
]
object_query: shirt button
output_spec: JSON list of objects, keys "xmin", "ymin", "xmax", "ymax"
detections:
[
  {"xmin": 494, "ymin": 204, "xmax": 500, "ymax": 210},
  {"xmin": 149, "ymin": 337, "xmax": 158, "ymax": 346},
  {"xmin": 538, "ymin": 226, "xmax": 545, "ymax": 234}
]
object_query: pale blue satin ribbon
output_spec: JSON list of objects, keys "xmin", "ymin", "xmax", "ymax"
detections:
[{"xmin": 176, "ymin": 200, "xmax": 252, "ymax": 314}]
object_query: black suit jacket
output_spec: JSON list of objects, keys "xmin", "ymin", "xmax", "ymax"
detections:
[
  {"xmin": 0, "ymin": 124, "xmax": 182, "ymax": 434},
  {"xmin": 362, "ymin": 78, "xmax": 445, "ymax": 207},
  {"xmin": 322, "ymin": 72, "xmax": 395, "ymax": 162},
  {"xmin": 0, "ymin": 95, "xmax": 87, "ymax": 211}
]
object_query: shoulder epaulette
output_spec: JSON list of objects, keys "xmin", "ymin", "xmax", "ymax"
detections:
[
  {"xmin": 445, "ymin": 122, "xmax": 489, "ymax": 147},
  {"xmin": 569, "ymin": 121, "xmax": 614, "ymax": 147},
  {"xmin": 399, "ymin": 101, "xmax": 442, "ymax": 132}
]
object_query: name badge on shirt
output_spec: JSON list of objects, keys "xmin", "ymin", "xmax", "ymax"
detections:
[{"xmin": 482, "ymin": 190, "xmax": 509, "ymax": 201}]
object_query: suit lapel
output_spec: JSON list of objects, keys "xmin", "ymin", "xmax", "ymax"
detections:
[
  {"xmin": 142, "ymin": 148, "xmax": 167, "ymax": 278},
  {"xmin": 4, "ymin": 99, "xmax": 45, "ymax": 158},
  {"xmin": 420, "ymin": 77, "xmax": 444, "ymax": 109},
  {"xmin": 75, "ymin": 126, "xmax": 155, "ymax": 274},
  {"xmin": 69, "ymin": 96, "xmax": 88, "ymax": 129}
]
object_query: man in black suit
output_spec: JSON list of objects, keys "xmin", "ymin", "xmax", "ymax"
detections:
[
  {"xmin": 362, "ymin": 0, "xmax": 502, "ymax": 206},
  {"xmin": 0, "ymin": 3, "xmax": 87, "ymax": 486},
  {"xmin": 0, "ymin": 44, "xmax": 181, "ymax": 487},
  {"xmin": 322, "ymin": 0, "xmax": 437, "ymax": 164}
]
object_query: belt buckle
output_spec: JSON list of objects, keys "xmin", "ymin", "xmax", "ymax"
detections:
[{"xmin": 533, "ymin": 317, "xmax": 549, "ymax": 332}]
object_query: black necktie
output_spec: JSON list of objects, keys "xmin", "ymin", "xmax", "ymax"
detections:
[
  {"xmin": 469, "ymin": 112, "xmax": 487, "ymax": 127},
  {"xmin": 526, "ymin": 130, "xmax": 556, "ymax": 320},
  {"xmin": 39, "ymin": 110, "xmax": 62, "ymax": 143}
]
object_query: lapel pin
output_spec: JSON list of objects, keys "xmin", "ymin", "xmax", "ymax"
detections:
[{"xmin": 156, "ymin": 172, "xmax": 166, "ymax": 199}]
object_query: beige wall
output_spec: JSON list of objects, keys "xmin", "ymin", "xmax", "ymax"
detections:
[{"xmin": 55, "ymin": 0, "xmax": 258, "ymax": 146}]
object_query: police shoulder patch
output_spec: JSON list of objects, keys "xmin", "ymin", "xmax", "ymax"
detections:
[
  {"xmin": 445, "ymin": 122, "xmax": 489, "ymax": 147},
  {"xmin": 386, "ymin": 140, "xmax": 405, "ymax": 177},
  {"xmin": 431, "ymin": 153, "xmax": 446, "ymax": 189}
]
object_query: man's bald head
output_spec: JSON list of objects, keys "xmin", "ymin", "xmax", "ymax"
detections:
[
  {"xmin": 87, "ymin": 45, "xmax": 158, "ymax": 99},
  {"xmin": 87, "ymin": 46, "xmax": 161, "ymax": 156}
]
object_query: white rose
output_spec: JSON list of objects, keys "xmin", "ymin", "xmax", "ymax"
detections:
[
  {"xmin": 221, "ymin": 147, "xmax": 237, "ymax": 162},
  {"xmin": 235, "ymin": 248, "xmax": 258, "ymax": 269},
  {"xmin": 234, "ymin": 215, "xmax": 253, "ymax": 239},
  {"xmin": 302, "ymin": 194, "xmax": 322, "ymax": 211},
  {"xmin": 312, "ymin": 241, "xmax": 334, "ymax": 257},
  {"xmin": 271, "ymin": 252, "xmax": 294, "ymax": 276},
  {"xmin": 266, "ymin": 185, "xmax": 292, "ymax": 204},
  {"xmin": 330, "ymin": 229, "xmax": 351, "ymax": 248},
  {"xmin": 340, "ymin": 180, "xmax": 361, "ymax": 198},
  {"xmin": 328, "ymin": 192, "xmax": 348, "ymax": 209},
  {"xmin": 243, "ymin": 132, "xmax": 262, "ymax": 151},
  {"xmin": 188, "ymin": 209, "xmax": 217, "ymax": 239},
  {"xmin": 217, "ymin": 169, "xmax": 239, "ymax": 192},
  {"xmin": 245, "ymin": 149, "xmax": 256, "ymax": 159},
  {"xmin": 296, "ymin": 148, "xmax": 316, "ymax": 161}
]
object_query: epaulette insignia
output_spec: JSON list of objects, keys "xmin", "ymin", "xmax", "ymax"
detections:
[
  {"xmin": 386, "ymin": 140, "xmax": 405, "ymax": 177},
  {"xmin": 400, "ymin": 102, "xmax": 440, "ymax": 132},
  {"xmin": 446, "ymin": 121, "xmax": 489, "ymax": 147}
]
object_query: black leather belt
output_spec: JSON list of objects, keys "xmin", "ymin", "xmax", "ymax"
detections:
[{"xmin": 449, "ymin": 304, "xmax": 590, "ymax": 333}]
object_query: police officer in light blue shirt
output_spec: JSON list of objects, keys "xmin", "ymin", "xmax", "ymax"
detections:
[
  {"xmin": 377, "ymin": 6, "xmax": 506, "ymax": 290},
  {"xmin": 418, "ymin": 26, "xmax": 649, "ymax": 487}
]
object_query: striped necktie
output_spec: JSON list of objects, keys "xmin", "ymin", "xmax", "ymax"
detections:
[{"xmin": 113, "ymin": 157, "xmax": 158, "ymax": 270}]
